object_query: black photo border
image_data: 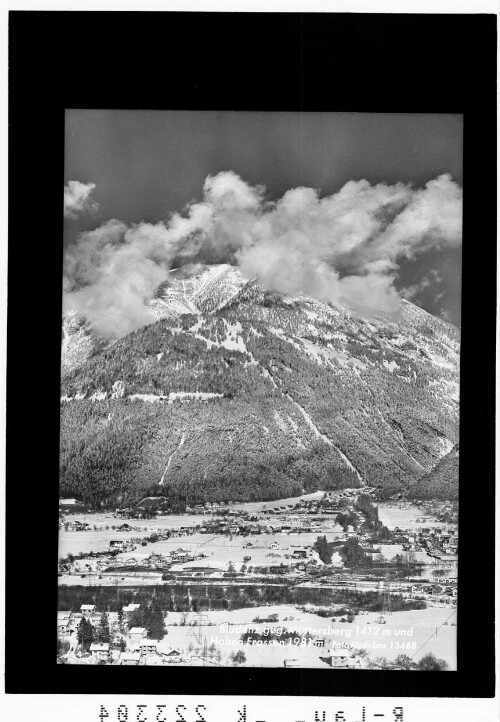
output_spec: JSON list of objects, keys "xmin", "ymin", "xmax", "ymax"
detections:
[{"xmin": 6, "ymin": 10, "xmax": 496, "ymax": 697}]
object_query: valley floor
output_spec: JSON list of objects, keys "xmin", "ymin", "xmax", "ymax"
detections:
[
  {"xmin": 158, "ymin": 605, "xmax": 457, "ymax": 669},
  {"xmin": 58, "ymin": 492, "xmax": 457, "ymax": 669}
]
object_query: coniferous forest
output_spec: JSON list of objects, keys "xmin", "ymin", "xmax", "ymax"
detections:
[{"xmin": 60, "ymin": 280, "xmax": 459, "ymax": 508}]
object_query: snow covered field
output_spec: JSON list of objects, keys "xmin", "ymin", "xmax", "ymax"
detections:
[
  {"xmin": 159, "ymin": 604, "xmax": 456, "ymax": 669},
  {"xmin": 377, "ymin": 504, "xmax": 447, "ymax": 530},
  {"xmin": 59, "ymin": 529, "xmax": 344, "ymax": 562},
  {"xmin": 232, "ymin": 490, "xmax": 325, "ymax": 512}
]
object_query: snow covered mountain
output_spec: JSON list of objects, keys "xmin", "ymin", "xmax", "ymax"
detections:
[
  {"xmin": 61, "ymin": 264, "xmax": 247, "ymax": 373},
  {"xmin": 61, "ymin": 312, "xmax": 107, "ymax": 374},
  {"xmin": 150, "ymin": 263, "xmax": 248, "ymax": 318},
  {"xmin": 60, "ymin": 264, "xmax": 460, "ymax": 506}
]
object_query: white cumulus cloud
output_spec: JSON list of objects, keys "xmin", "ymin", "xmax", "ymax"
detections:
[
  {"xmin": 63, "ymin": 171, "xmax": 462, "ymax": 338},
  {"xmin": 64, "ymin": 180, "xmax": 99, "ymax": 219}
]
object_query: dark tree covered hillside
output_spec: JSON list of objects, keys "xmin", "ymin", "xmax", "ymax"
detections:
[
  {"xmin": 410, "ymin": 445, "xmax": 459, "ymax": 500},
  {"xmin": 60, "ymin": 273, "xmax": 459, "ymax": 507},
  {"xmin": 59, "ymin": 399, "xmax": 360, "ymax": 507}
]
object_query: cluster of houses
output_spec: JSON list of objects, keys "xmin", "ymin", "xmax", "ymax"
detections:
[
  {"xmin": 60, "ymin": 519, "xmax": 93, "ymax": 532},
  {"xmin": 58, "ymin": 604, "xmax": 371, "ymax": 668},
  {"xmin": 115, "ymin": 500, "xmax": 240, "ymax": 519},
  {"xmin": 186, "ymin": 501, "xmax": 238, "ymax": 514},
  {"xmin": 64, "ymin": 489, "xmax": 375, "ymax": 522},
  {"xmin": 115, "ymin": 491, "xmax": 364, "ymax": 528},
  {"xmin": 390, "ymin": 526, "xmax": 458, "ymax": 556},
  {"xmin": 108, "ymin": 548, "xmax": 204, "ymax": 567},
  {"xmin": 58, "ymin": 491, "xmax": 458, "ymax": 602},
  {"xmin": 196, "ymin": 518, "xmax": 323, "ymax": 535},
  {"xmin": 407, "ymin": 582, "xmax": 457, "ymax": 600},
  {"xmin": 282, "ymin": 646, "xmax": 365, "ymax": 669},
  {"xmin": 58, "ymin": 604, "xmax": 184, "ymax": 666},
  {"xmin": 416, "ymin": 500, "xmax": 458, "ymax": 525},
  {"xmin": 60, "ymin": 492, "xmax": 356, "ymax": 541},
  {"xmin": 426, "ymin": 530, "xmax": 459, "ymax": 556},
  {"xmin": 61, "ymin": 548, "xmax": 211, "ymax": 578}
]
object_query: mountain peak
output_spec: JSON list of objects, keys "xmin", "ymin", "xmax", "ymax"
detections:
[
  {"xmin": 61, "ymin": 258, "xmax": 459, "ymax": 506},
  {"xmin": 150, "ymin": 263, "xmax": 247, "ymax": 319}
]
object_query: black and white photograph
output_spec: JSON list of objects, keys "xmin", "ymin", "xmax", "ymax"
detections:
[
  {"xmin": 5, "ymin": 9, "xmax": 497, "ymax": 719},
  {"xmin": 58, "ymin": 110, "xmax": 462, "ymax": 671}
]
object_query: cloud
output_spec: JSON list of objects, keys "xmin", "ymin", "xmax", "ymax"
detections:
[
  {"xmin": 63, "ymin": 171, "xmax": 462, "ymax": 338},
  {"xmin": 439, "ymin": 308, "xmax": 452, "ymax": 323},
  {"xmin": 63, "ymin": 219, "xmax": 188, "ymax": 337},
  {"xmin": 64, "ymin": 181, "xmax": 99, "ymax": 219},
  {"xmin": 400, "ymin": 269, "xmax": 442, "ymax": 301},
  {"xmin": 356, "ymin": 174, "xmax": 462, "ymax": 265}
]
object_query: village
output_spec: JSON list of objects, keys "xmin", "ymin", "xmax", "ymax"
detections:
[
  {"xmin": 57, "ymin": 598, "xmax": 457, "ymax": 669},
  {"xmin": 58, "ymin": 489, "xmax": 458, "ymax": 668},
  {"xmin": 59, "ymin": 489, "xmax": 458, "ymax": 586}
]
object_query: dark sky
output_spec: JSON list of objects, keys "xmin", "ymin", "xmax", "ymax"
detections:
[{"xmin": 65, "ymin": 110, "xmax": 463, "ymax": 325}]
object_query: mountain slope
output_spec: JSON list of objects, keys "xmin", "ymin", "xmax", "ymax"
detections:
[
  {"xmin": 61, "ymin": 264, "xmax": 247, "ymax": 372},
  {"xmin": 60, "ymin": 265, "xmax": 460, "ymax": 507},
  {"xmin": 411, "ymin": 444, "xmax": 459, "ymax": 500},
  {"xmin": 61, "ymin": 312, "xmax": 107, "ymax": 374}
]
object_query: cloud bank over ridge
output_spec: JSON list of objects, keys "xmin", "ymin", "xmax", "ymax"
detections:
[{"xmin": 63, "ymin": 171, "xmax": 462, "ymax": 338}]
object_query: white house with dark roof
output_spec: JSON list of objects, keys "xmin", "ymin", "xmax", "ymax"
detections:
[
  {"xmin": 326, "ymin": 648, "xmax": 350, "ymax": 668},
  {"xmin": 120, "ymin": 652, "xmax": 141, "ymax": 666},
  {"xmin": 123, "ymin": 603, "xmax": 141, "ymax": 619},
  {"xmin": 57, "ymin": 617, "xmax": 72, "ymax": 637},
  {"xmin": 89, "ymin": 642, "xmax": 110, "ymax": 662},
  {"xmin": 107, "ymin": 612, "xmax": 120, "ymax": 626},
  {"xmin": 80, "ymin": 604, "xmax": 96, "ymax": 617},
  {"xmin": 109, "ymin": 540, "xmax": 126, "ymax": 550},
  {"xmin": 162, "ymin": 647, "xmax": 182, "ymax": 658},
  {"xmin": 140, "ymin": 639, "xmax": 159, "ymax": 655},
  {"xmin": 129, "ymin": 627, "xmax": 147, "ymax": 643}
]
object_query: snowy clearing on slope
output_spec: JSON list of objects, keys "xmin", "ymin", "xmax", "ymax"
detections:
[
  {"xmin": 129, "ymin": 392, "xmax": 224, "ymax": 403},
  {"xmin": 160, "ymin": 432, "xmax": 186, "ymax": 486}
]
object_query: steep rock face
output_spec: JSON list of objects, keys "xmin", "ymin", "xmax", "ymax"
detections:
[{"xmin": 60, "ymin": 265, "xmax": 459, "ymax": 506}]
